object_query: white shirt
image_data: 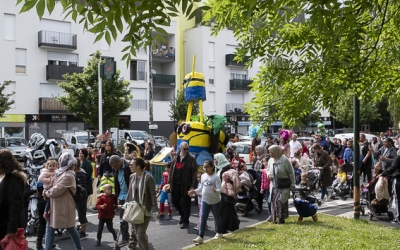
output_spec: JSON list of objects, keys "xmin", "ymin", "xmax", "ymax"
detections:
[
  {"xmin": 289, "ymin": 140, "xmax": 302, "ymax": 158},
  {"xmin": 194, "ymin": 173, "xmax": 221, "ymax": 205}
]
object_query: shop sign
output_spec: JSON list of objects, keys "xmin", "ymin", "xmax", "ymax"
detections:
[
  {"xmin": 51, "ymin": 115, "xmax": 67, "ymax": 122},
  {"xmin": 0, "ymin": 114, "xmax": 25, "ymax": 122}
]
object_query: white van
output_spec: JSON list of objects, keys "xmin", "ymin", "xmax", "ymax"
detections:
[
  {"xmin": 63, "ymin": 132, "xmax": 95, "ymax": 156},
  {"xmin": 119, "ymin": 130, "xmax": 151, "ymax": 145}
]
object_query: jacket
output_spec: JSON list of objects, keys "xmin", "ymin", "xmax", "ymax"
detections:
[
  {"xmin": 45, "ymin": 170, "xmax": 76, "ymax": 229},
  {"xmin": 261, "ymin": 169, "xmax": 270, "ymax": 191},
  {"xmin": 38, "ymin": 169, "xmax": 56, "ymax": 190},
  {"xmin": 221, "ymin": 169, "xmax": 241, "ymax": 197},
  {"xmin": 168, "ymin": 153, "xmax": 198, "ymax": 196},
  {"xmin": 0, "ymin": 170, "xmax": 26, "ymax": 239},
  {"xmin": 126, "ymin": 172, "xmax": 158, "ymax": 214},
  {"xmin": 113, "ymin": 159, "xmax": 131, "ymax": 200},
  {"xmin": 96, "ymin": 193, "xmax": 118, "ymax": 219},
  {"xmin": 382, "ymin": 155, "xmax": 400, "ymax": 178},
  {"xmin": 314, "ymin": 150, "xmax": 332, "ymax": 188},
  {"xmin": 81, "ymin": 159, "xmax": 93, "ymax": 195},
  {"xmin": 98, "ymin": 152, "xmax": 117, "ymax": 177},
  {"xmin": 76, "ymin": 169, "xmax": 88, "ymax": 199},
  {"xmin": 377, "ymin": 146, "xmax": 397, "ymax": 171}
]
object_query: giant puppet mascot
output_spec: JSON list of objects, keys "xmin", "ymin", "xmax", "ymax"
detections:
[{"xmin": 176, "ymin": 56, "xmax": 229, "ymax": 165}]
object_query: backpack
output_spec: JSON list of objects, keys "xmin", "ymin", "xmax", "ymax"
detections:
[{"xmin": 68, "ymin": 173, "xmax": 86, "ymax": 203}]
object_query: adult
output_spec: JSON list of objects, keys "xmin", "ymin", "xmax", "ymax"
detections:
[
  {"xmin": 344, "ymin": 140, "xmax": 354, "ymax": 164},
  {"xmin": 312, "ymin": 144, "xmax": 332, "ymax": 202},
  {"xmin": 371, "ymin": 137, "xmax": 383, "ymax": 165},
  {"xmin": 0, "ymin": 150, "xmax": 25, "ymax": 244},
  {"xmin": 293, "ymin": 149, "xmax": 309, "ymax": 179},
  {"xmin": 124, "ymin": 142, "xmax": 139, "ymax": 161},
  {"xmin": 140, "ymin": 138, "xmax": 149, "ymax": 153},
  {"xmin": 376, "ymin": 138, "xmax": 397, "ymax": 172},
  {"xmin": 267, "ymin": 145, "xmax": 295, "ymax": 224},
  {"xmin": 253, "ymin": 145, "xmax": 266, "ymax": 209},
  {"xmin": 289, "ymin": 134, "xmax": 302, "ymax": 158},
  {"xmin": 43, "ymin": 152, "xmax": 83, "ymax": 250},
  {"xmin": 216, "ymin": 154, "xmax": 241, "ymax": 233},
  {"xmin": 74, "ymin": 158, "xmax": 89, "ymax": 238},
  {"xmin": 143, "ymin": 142, "xmax": 155, "ymax": 161},
  {"xmin": 100, "ymin": 140, "xmax": 107, "ymax": 154},
  {"xmin": 360, "ymin": 134, "xmax": 373, "ymax": 183},
  {"xmin": 168, "ymin": 142, "xmax": 198, "ymax": 229},
  {"xmin": 35, "ymin": 181, "xmax": 47, "ymax": 250},
  {"xmin": 279, "ymin": 137, "xmax": 290, "ymax": 158},
  {"xmin": 98, "ymin": 141, "xmax": 117, "ymax": 180},
  {"xmin": 380, "ymin": 154, "xmax": 400, "ymax": 224},
  {"xmin": 264, "ymin": 135, "xmax": 275, "ymax": 148},
  {"xmin": 109, "ymin": 155, "xmax": 137, "ymax": 247},
  {"xmin": 79, "ymin": 148, "xmax": 93, "ymax": 196},
  {"xmin": 250, "ymin": 138, "xmax": 262, "ymax": 165},
  {"xmin": 314, "ymin": 134, "xmax": 330, "ymax": 152},
  {"xmin": 225, "ymin": 147, "xmax": 235, "ymax": 162},
  {"xmin": 126, "ymin": 157, "xmax": 158, "ymax": 250},
  {"xmin": 190, "ymin": 160, "xmax": 223, "ymax": 244},
  {"xmin": 87, "ymin": 144, "xmax": 94, "ymax": 162}
]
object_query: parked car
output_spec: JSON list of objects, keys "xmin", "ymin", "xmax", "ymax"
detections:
[
  {"xmin": 0, "ymin": 137, "xmax": 27, "ymax": 162},
  {"xmin": 154, "ymin": 136, "xmax": 170, "ymax": 147},
  {"xmin": 230, "ymin": 141, "xmax": 251, "ymax": 164},
  {"xmin": 50, "ymin": 137, "xmax": 74, "ymax": 155},
  {"xmin": 62, "ymin": 132, "xmax": 95, "ymax": 156},
  {"xmin": 119, "ymin": 130, "xmax": 152, "ymax": 145},
  {"xmin": 297, "ymin": 137, "xmax": 314, "ymax": 147},
  {"xmin": 334, "ymin": 133, "xmax": 376, "ymax": 142}
]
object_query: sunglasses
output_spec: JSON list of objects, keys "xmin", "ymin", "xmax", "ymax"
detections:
[{"xmin": 182, "ymin": 148, "xmax": 189, "ymax": 151}]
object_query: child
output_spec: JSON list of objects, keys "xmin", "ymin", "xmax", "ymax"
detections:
[
  {"xmin": 331, "ymin": 166, "xmax": 347, "ymax": 197},
  {"xmin": 194, "ymin": 172, "xmax": 207, "ymax": 231},
  {"xmin": 231, "ymin": 153, "xmax": 246, "ymax": 174},
  {"xmin": 330, "ymin": 153, "xmax": 339, "ymax": 182},
  {"xmin": 158, "ymin": 163, "xmax": 172, "ymax": 220},
  {"xmin": 292, "ymin": 160, "xmax": 301, "ymax": 185},
  {"xmin": 260, "ymin": 158, "xmax": 271, "ymax": 218},
  {"xmin": 38, "ymin": 158, "xmax": 58, "ymax": 220},
  {"xmin": 95, "ymin": 184, "xmax": 118, "ymax": 246}
]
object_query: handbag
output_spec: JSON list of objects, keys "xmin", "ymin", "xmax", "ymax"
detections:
[
  {"xmin": 274, "ymin": 163, "xmax": 292, "ymax": 189},
  {"xmin": 123, "ymin": 174, "xmax": 147, "ymax": 224},
  {"xmin": 374, "ymin": 161, "xmax": 382, "ymax": 175}
]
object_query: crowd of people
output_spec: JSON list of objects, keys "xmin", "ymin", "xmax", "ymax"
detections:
[{"xmin": 0, "ymin": 128, "xmax": 400, "ymax": 250}]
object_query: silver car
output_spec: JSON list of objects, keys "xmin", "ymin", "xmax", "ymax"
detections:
[{"xmin": 0, "ymin": 137, "xmax": 28, "ymax": 161}]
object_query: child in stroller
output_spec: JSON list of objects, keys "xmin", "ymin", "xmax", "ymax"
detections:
[
  {"xmin": 236, "ymin": 169, "xmax": 262, "ymax": 216},
  {"xmin": 333, "ymin": 163, "xmax": 353, "ymax": 200},
  {"xmin": 330, "ymin": 166, "xmax": 347, "ymax": 199}
]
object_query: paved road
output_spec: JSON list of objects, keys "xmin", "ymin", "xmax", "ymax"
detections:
[{"xmin": 26, "ymin": 182, "xmax": 398, "ymax": 250}]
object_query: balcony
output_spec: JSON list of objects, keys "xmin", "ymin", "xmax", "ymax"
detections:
[
  {"xmin": 38, "ymin": 30, "xmax": 77, "ymax": 50},
  {"xmin": 39, "ymin": 98, "xmax": 67, "ymax": 114},
  {"xmin": 153, "ymin": 74, "xmax": 176, "ymax": 88},
  {"xmin": 225, "ymin": 54, "xmax": 250, "ymax": 67},
  {"xmin": 152, "ymin": 45, "xmax": 175, "ymax": 63},
  {"xmin": 229, "ymin": 79, "xmax": 253, "ymax": 91},
  {"xmin": 46, "ymin": 65, "xmax": 84, "ymax": 81},
  {"xmin": 226, "ymin": 103, "xmax": 245, "ymax": 114}
]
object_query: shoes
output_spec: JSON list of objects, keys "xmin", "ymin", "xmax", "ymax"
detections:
[
  {"xmin": 167, "ymin": 215, "xmax": 172, "ymax": 220},
  {"xmin": 390, "ymin": 219, "xmax": 400, "ymax": 225},
  {"xmin": 213, "ymin": 233, "xmax": 223, "ymax": 239},
  {"xmin": 194, "ymin": 226, "xmax": 199, "ymax": 231},
  {"xmin": 192, "ymin": 236, "xmax": 204, "ymax": 244},
  {"xmin": 43, "ymin": 212, "xmax": 50, "ymax": 221},
  {"xmin": 312, "ymin": 215, "xmax": 318, "ymax": 222},
  {"xmin": 36, "ymin": 241, "xmax": 44, "ymax": 250},
  {"xmin": 79, "ymin": 232, "xmax": 87, "ymax": 239},
  {"xmin": 95, "ymin": 239, "xmax": 101, "ymax": 246},
  {"xmin": 180, "ymin": 222, "xmax": 189, "ymax": 229},
  {"xmin": 298, "ymin": 216, "xmax": 303, "ymax": 222},
  {"xmin": 326, "ymin": 194, "xmax": 331, "ymax": 201},
  {"xmin": 159, "ymin": 214, "xmax": 165, "ymax": 220}
]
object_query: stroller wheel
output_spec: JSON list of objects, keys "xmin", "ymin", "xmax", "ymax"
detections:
[
  {"xmin": 298, "ymin": 216, "xmax": 303, "ymax": 222},
  {"xmin": 388, "ymin": 211, "xmax": 394, "ymax": 221}
]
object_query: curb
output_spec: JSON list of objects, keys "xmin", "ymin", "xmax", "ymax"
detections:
[{"xmin": 181, "ymin": 220, "xmax": 266, "ymax": 249}]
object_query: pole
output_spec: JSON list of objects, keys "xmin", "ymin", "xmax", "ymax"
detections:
[
  {"xmin": 98, "ymin": 61, "xmax": 103, "ymax": 136},
  {"xmin": 149, "ymin": 40, "xmax": 154, "ymax": 137},
  {"xmin": 353, "ymin": 95, "xmax": 360, "ymax": 219}
]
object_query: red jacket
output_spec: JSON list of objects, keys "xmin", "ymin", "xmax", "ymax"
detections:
[
  {"xmin": 96, "ymin": 194, "xmax": 117, "ymax": 219},
  {"xmin": 231, "ymin": 158, "xmax": 246, "ymax": 173}
]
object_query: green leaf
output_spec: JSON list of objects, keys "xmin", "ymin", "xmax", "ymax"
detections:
[
  {"xmin": 20, "ymin": 0, "xmax": 38, "ymax": 13},
  {"xmin": 115, "ymin": 10, "xmax": 123, "ymax": 33},
  {"xmin": 46, "ymin": 0, "xmax": 55, "ymax": 14},
  {"xmin": 36, "ymin": 0, "xmax": 45, "ymax": 19},
  {"xmin": 154, "ymin": 27, "xmax": 168, "ymax": 35},
  {"xmin": 94, "ymin": 32, "xmax": 104, "ymax": 43},
  {"xmin": 105, "ymin": 31, "xmax": 111, "ymax": 45},
  {"xmin": 72, "ymin": 10, "xmax": 77, "ymax": 22}
]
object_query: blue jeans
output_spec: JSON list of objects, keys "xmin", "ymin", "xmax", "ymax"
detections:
[
  {"xmin": 264, "ymin": 190, "xmax": 271, "ymax": 216},
  {"xmin": 199, "ymin": 201, "xmax": 222, "ymax": 238},
  {"xmin": 321, "ymin": 187, "xmax": 328, "ymax": 200},
  {"xmin": 45, "ymin": 222, "xmax": 82, "ymax": 250}
]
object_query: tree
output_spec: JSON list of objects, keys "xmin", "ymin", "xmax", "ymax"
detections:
[
  {"xmin": 17, "ymin": 0, "xmax": 208, "ymax": 65},
  {"xmin": 169, "ymin": 88, "xmax": 199, "ymax": 122},
  {"xmin": 330, "ymin": 93, "xmax": 380, "ymax": 127},
  {"xmin": 298, "ymin": 109, "xmax": 321, "ymax": 130},
  {"xmin": 58, "ymin": 51, "xmax": 132, "ymax": 129},
  {"xmin": 203, "ymin": 0, "xmax": 400, "ymax": 127},
  {"xmin": 0, "ymin": 81, "xmax": 15, "ymax": 117}
]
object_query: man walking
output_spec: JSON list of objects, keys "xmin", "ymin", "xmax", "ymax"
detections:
[
  {"xmin": 289, "ymin": 134, "xmax": 302, "ymax": 158},
  {"xmin": 168, "ymin": 142, "xmax": 198, "ymax": 229},
  {"xmin": 109, "ymin": 155, "xmax": 137, "ymax": 248},
  {"xmin": 360, "ymin": 134, "xmax": 373, "ymax": 183}
]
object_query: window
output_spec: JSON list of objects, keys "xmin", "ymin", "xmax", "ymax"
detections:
[
  {"xmin": 131, "ymin": 88, "xmax": 147, "ymax": 110},
  {"xmin": 47, "ymin": 52, "xmax": 78, "ymax": 66},
  {"xmin": 4, "ymin": 14, "xmax": 15, "ymax": 40},
  {"xmin": 16, "ymin": 49, "xmax": 27, "ymax": 74},
  {"xmin": 209, "ymin": 91, "xmax": 216, "ymax": 111},
  {"xmin": 130, "ymin": 61, "xmax": 146, "ymax": 81},
  {"xmin": 230, "ymin": 70, "xmax": 247, "ymax": 80},
  {"xmin": 209, "ymin": 67, "xmax": 215, "ymax": 85},
  {"xmin": 208, "ymin": 42, "xmax": 215, "ymax": 61}
]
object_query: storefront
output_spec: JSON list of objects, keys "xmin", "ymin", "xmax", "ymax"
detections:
[
  {"xmin": 0, "ymin": 114, "xmax": 26, "ymax": 138},
  {"xmin": 25, "ymin": 114, "xmax": 85, "ymax": 139}
]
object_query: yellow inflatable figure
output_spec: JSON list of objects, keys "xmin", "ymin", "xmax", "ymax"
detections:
[{"xmin": 176, "ymin": 56, "xmax": 228, "ymax": 165}]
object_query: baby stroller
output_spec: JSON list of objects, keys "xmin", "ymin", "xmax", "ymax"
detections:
[
  {"xmin": 307, "ymin": 169, "xmax": 321, "ymax": 191},
  {"xmin": 335, "ymin": 163, "xmax": 354, "ymax": 201},
  {"xmin": 294, "ymin": 198, "xmax": 318, "ymax": 222},
  {"xmin": 292, "ymin": 185, "xmax": 321, "ymax": 206},
  {"xmin": 360, "ymin": 175, "xmax": 394, "ymax": 221},
  {"xmin": 236, "ymin": 169, "xmax": 262, "ymax": 216}
]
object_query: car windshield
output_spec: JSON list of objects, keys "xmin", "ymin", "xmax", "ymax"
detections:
[
  {"xmin": 130, "ymin": 132, "xmax": 148, "ymax": 140},
  {"xmin": 77, "ymin": 136, "xmax": 95, "ymax": 144},
  {"xmin": 231, "ymin": 144, "xmax": 250, "ymax": 154},
  {"xmin": 6, "ymin": 138, "xmax": 27, "ymax": 147}
]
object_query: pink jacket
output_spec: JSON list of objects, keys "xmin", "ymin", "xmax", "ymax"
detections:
[
  {"xmin": 221, "ymin": 169, "xmax": 241, "ymax": 197},
  {"xmin": 38, "ymin": 169, "xmax": 56, "ymax": 189},
  {"xmin": 261, "ymin": 169, "xmax": 270, "ymax": 191}
]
